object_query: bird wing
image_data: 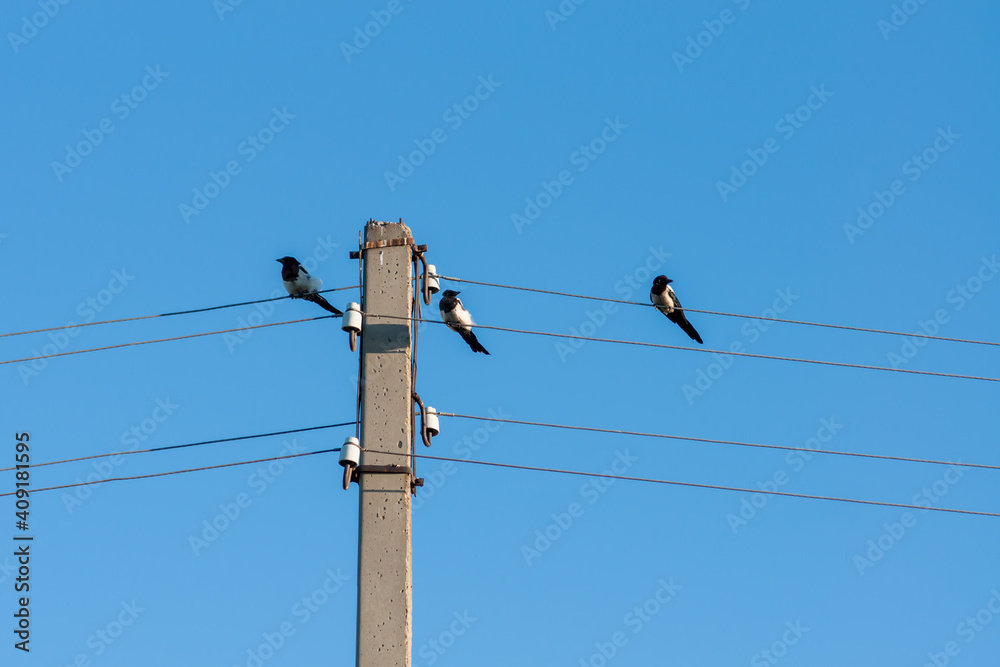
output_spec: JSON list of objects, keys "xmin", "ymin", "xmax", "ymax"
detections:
[
  {"xmin": 442, "ymin": 300, "xmax": 475, "ymax": 331},
  {"xmin": 304, "ymin": 271, "xmax": 322, "ymax": 291},
  {"xmin": 665, "ymin": 286, "xmax": 681, "ymax": 309}
]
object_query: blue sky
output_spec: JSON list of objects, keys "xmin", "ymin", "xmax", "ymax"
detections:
[{"xmin": 3, "ymin": 1, "xmax": 999, "ymax": 665}]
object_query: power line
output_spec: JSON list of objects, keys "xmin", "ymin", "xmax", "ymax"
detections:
[
  {"xmin": 9, "ymin": 444, "xmax": 996, "ymax": 519},
  {"xmin": 0, "ymin": 314, "xmax": 336, "ymax": 366},
  {"xmin": 437, "ymin": 412, "xmax": 999, "ymax": 471},
  {"xmin": 0, "ymin": 421, "xmax": 357, "ymax": 473},
  {"xmin": 400, "ymin": 451, "xmax": 999, "ymax": 519},
  {"xmin": 0, "ymin": 448, "xmax": 341, "ymax": 498},
  {"xmin": 10, "ymin": 409, "xmax": 992, "ymax": 480},
  {"xmin": 0, "ymin": 285, "xmax": 360, "ymax": 340},
  {"xmin": 440, "ymin": 276, "xmax": 1000, "ymax": 349},
  {"xmin": 371, "ymin": 313, "xmax": 1000, "ymax": 384}
]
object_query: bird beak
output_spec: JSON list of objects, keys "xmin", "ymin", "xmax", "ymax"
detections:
[
  {"xmin": 454, "ymin": 290, "xmax": 461, "ymax": 295},
  {"xmin": 275, "ymin": 259, "xmax": 281, "ymax": 263}
]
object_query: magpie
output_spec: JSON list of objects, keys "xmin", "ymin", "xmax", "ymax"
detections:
[
  {"xmin": 439, "ymin": 290, "xmax": 490, "ymax": 355},
  {"xmin": 276, "ymin": 256, "xmax": 343, "ymax": 315},
  {"xmin": 650, "ymin": 275, "xmax": 703, "ymax": 344}
]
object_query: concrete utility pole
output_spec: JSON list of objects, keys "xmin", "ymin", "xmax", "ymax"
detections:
[{"xmin": 356, "ymin": 220, "xmax": 414, "ymax": 666}]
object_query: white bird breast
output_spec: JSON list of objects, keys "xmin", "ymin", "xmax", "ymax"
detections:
[
  {"xmin": 285, "ymin": 273, "xmax": 322, "ymax": 295},
  {"xmin": 454, "ymin": 305, "xmax": 474, "ymax": 328},
  {"xmin": 443, "ymin": 303, "xmax": 474, "ymax": 331}
]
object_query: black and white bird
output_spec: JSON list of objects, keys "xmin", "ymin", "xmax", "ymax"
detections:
[
  {"xmin": 650, "ymin": 275, "xmax": 703, "ymax": 344},
  {"xmin": 276, "ymin": 256, "xmax": 343, "ymax": 315},
  {"xmin": 439, "ymin": 290, "xmax": 490, "ymax": 355}
]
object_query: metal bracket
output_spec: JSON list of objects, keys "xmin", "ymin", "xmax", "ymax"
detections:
[
  {"xmin": 351, "ymin": 464, "xmax": 413, "ymax": 483},
  {"xmin": 412, "ymin": 392, "xmax": 433, "ymax": 447},
  {"xmin": 361, "ymin": 237, "xmax": 415, "ymax": 250},
  {"xmin": 354, "ymin": 464, "xmax": 413, "ymax": 476},
  {"xmin": 414, "ymin": 250, "xmax": 432, "ymax": 305},
  {"xmin": 350, "ymin": 464, "xmax": 424, "ymax": 495},
  {"xmin": 352, "ymin": 240, "xmax": 423, "ymax": 260}
]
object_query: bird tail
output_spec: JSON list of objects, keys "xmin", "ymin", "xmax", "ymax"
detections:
[
  {"xmin": 677, "ymin": 316, "xmax": 703, "ymax": 344},
  {"xmin": 459, "ymin": 329, "xmax": 490, "ymax": 355},
  {"xmin": 302, "ymin": 292, "xmax": 343, "ymax": 316}
]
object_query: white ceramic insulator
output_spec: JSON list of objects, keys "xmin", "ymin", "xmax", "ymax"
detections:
[
  {"xmin": 426, "ymin": 265, "xmax": 440, "ymax": 295},
  {"xmin": 339, "ymin": 437, "xmax": 361, "ymax": 467},
  {"xmin": 342, "ymin": 302, "xmax": 363, "ymax": 333},
  {"xmin": 425, "ymin": 407, "xmax": 440, "ymax": 437}
]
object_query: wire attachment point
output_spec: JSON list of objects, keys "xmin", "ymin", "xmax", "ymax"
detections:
[
  {"xmin": 339, "ymin": 437, "xmax": 361, "ymax": 490},
  {"xmin": 414, "ymin": 249, "xmax": 437, "ymax": 305},
  {"xmin": 412, "ymin": 392, "xmax": 438, "ymax": 447},
  {"xmin": 425, "ymin": 264, "xmax": 440, "ymax": 300},
  {"xmin": 342, "ymin": 302, "xmax": 363, "ymax": 352}
]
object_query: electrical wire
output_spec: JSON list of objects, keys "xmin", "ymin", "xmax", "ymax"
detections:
[
  {"xmin": 0, "ymin": 448, "xmax": 341, "ymax": 498},
  {"xmin": 410, "ymin": 259, "xmax": 422, "ymax": 474},
  {"xmin": 355, "ymin": 253, "xmax": 364, "ymax": 440},
  {"xmin": 436, "ymin": 412, "xmax": 998, "ymax": 471},
  {"xmin": 9, "ymin": 407, "xmax": 992, "ymax": 480},
  {"xmin": 399, "ymin": 451, "xmax": 1000, "ymax": 519},
  {"xmin": 0, "ymin": 285, "xmax": 360, "ymax": 339},
  {"xmin": 367, "ymin": 313, "xmax": 1000, "ymax": 384},
  {"xmin": 7, "ymin": 445, "xmax": 996, "ymax": 519},
  {"xmin": 0, "ymin": 314, "xmax": 336, "ymax": 366},
  {"xmin": 439, "ymin": 276, "xmax": 1000, "ymax": 349},
  {"xmin": 0, "ymin": 421, "xmax": 357, "ymax": 472}
]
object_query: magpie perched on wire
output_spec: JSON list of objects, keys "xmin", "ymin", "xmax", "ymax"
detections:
[
  {"xmin": 650, "ymin": 275, "xmax": 703, "ymax": 344},
  {"xmin": 276, "ymin": 256, "xmax": 343, "ymax": 315},
  {"xmin": 439, "ymin": 290, "xmax": 490, "ymax": 355}
]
